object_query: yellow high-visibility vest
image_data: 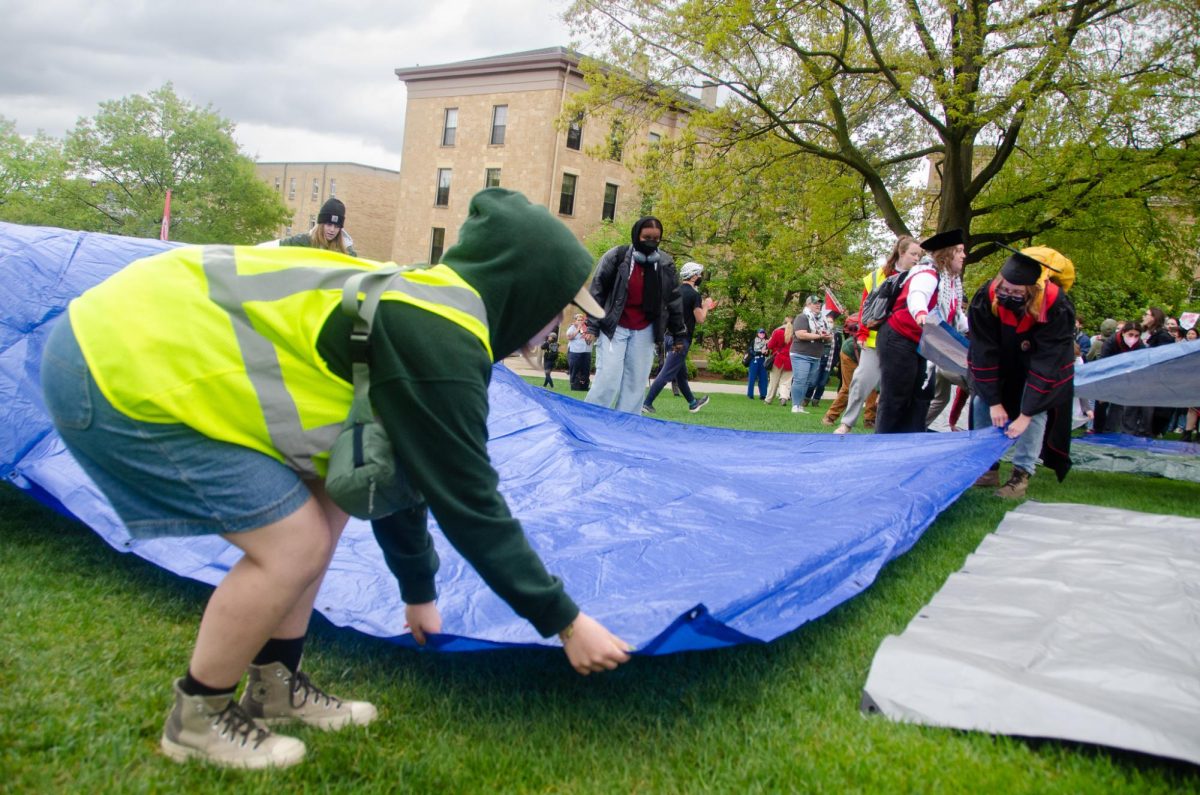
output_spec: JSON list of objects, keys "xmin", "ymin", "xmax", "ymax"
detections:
[
  {"xmin": 68, "ymin": 245, "xmax": 490, "ymax": 476},
  {"xmin": 861, "ymin": 267, "xmax": 887, "ymax": 349}
]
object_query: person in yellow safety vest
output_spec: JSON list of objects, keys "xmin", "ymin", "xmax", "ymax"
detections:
[{"xmin": 40, "ymin": 188, "xmax": 631, "ymax": 771}]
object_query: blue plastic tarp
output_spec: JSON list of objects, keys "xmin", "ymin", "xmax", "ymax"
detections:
[
  {"xmin": 1075, "ymin": 340, "xmax": 1200, "ymax": 407},
  {"xmin": 2, "ymin": 221, "xmax": 1014, "ymax": 654}
]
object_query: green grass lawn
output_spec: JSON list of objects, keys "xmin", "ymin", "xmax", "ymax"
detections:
[{"xmin": 3, "ymin": 390, "xmax": 1198, "ymax": 792}]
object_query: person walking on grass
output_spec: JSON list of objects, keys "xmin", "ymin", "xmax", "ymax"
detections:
[
  {"xmin": 643, "ymin": 261, "xmax": 716, "ymax": 414},
  {"xmin": 746, "ymin": 328, "xmax": 770, "ymax": 400},
  {"xmin": 764, "ymin": 317, "xmax": 794, "ymax": 407},
  {"xmin": 823, "ymin": 314, "xmax": 861, "ymax": 426},
  {"xmin": 41, "ymin": 189, "xmax": 632, "ymax": 770},
  {"xmin": 584, "ymin": 217, "xmax": 687, "ymax": 413},
  {"xmin": 790, "ymin": 296, "xmax": 832, "ymax": 413},
  {"xmin": 541, "ymin": 331, "xmax": 559, "ymax": 388},
  {"xmin": 565, "ymin": 313, "xmax": 593, "ymax": 390}
]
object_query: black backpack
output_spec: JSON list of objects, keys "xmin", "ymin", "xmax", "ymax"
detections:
[{"xmin": 859, "ymin": 270, "xmax": 910, "ymax": 330}]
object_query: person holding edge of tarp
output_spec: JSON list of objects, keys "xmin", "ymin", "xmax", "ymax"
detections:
[
  {"xmin": 39, "ymin": 188, "xmax": 632, "ymax": 771},
  {"xmin": 967, "ymin": 247, "xmax": 1077, "ymax": 498}
]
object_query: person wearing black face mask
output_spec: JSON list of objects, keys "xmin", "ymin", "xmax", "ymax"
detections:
[
  {"xmin": 584, "ymin": 216, "xmax": 687, "ymax": 413},
  {"xmin": 967, "ymin": 248, "xmax": 1077, "ymax": 498}
]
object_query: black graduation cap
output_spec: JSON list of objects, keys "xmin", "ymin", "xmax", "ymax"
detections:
[
  {"xmin": 999, "ymin": 251, "xmax": 1044, "ymax": 285},
  {"xmin": 920, "ymin": 228, "xmax": 964, "ymax": 251},
  {"xmin": 996, "ymin": 242, "xmax": 1062, "ymax": 286}
]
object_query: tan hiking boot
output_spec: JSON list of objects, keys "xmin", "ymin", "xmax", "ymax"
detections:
[
  {"xmin": 995, "ymin": 467, "xmax": 1032, "ymax": 498},
  {"xmin": 973, "ymin": 466, "xmax": 1001, "ymax": 488},
  {"xmin": 160, "ymin": 679, "xmax": 305, "ymax": 769},
  {"xmin": 241, "ymin": 662, "xmax": 377, "ymax": 731}
]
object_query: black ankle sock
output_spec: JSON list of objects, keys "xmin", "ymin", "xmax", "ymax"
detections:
[
  {"xmin": 252, "ymin": 636, "xmax": 306, "ymax": 673},
  {"xmin": 181, "ymin": 670, "xmax": 237, "ymax": 698}
]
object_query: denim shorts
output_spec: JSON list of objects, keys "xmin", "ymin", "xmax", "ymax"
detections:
[{"xmin": 40, "ymin": 317, "xmax": 312, "ymax": 539}]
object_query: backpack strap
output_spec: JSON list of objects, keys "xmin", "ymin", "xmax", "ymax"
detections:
[{"xmin": 340, "ymin": 266, "xmax": 403, "ymax": 424}]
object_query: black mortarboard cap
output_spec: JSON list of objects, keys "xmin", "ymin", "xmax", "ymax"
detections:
[
  {"xmin": 920, "ymin": 228, "xmax": 964, "ymax": 251},
  {"xmin": 1000, "ymin": 251, "xmax": 1043, "ymax": 286}
]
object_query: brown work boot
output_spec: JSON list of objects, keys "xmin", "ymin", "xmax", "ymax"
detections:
[
  {"xmin": 973, "ymin": 465, "xmax": 1000, "ymax": 488},
  {"xmin": 160, "ymin": 679, "xmax": 306, "ymax": 769},
  {"xmin": 241, "ymin": 662, "xmax": 377, "ymax": 731},
  {"xmin": 995, "ymin": 467, "xmax": 1032, "ymax": 499}
]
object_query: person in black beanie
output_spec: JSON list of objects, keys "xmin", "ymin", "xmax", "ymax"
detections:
[
  {"xmin": 280, "ymin": 197, "xmax": 358, "ymax": 257},
  {"xmin": 583, "ymin": 216, "xmax": 686, "ymax": 413}
]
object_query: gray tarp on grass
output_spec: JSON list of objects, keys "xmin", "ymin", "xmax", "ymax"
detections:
[
  {"xmin": 1070, "ymin": 441, "xmax": 1200, "ymax": 483},
  {"xmin": 861, "ymin": 502, "xmax": 1200, "ymax": 766}
]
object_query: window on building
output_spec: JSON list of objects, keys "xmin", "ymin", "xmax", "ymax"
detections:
[
  {"xmin": 442, "ymin": 108, "xmax": 458, "ymax": 147},
  {"xmin": 602, "ymin": 183, "xmax": 618, "ymax": 222},
  {"xmin": 566, "ymin": 115, "xmax": 583, "ymax": 150},
  {"xmin": 309, "ymin": 215, "xmax": 316, "ymax": 227},
  {"xmin": 558, "ymin": 173, "xmax": 577, "ymax": 216},
  {"xmin": 648, "ymin": 131, "xmax": 661, "ymax": 147},
  {"xmin": 485, "ymin": 168, "xmax": 502, "ymax": 188},
  {"xmin": 435, "ymin": 168, "xmax": 452, "ymax": 206},
  {"xmin": 490, "ymin": 105, "xmax": 508, "ymax": 146},
  {"xmin": 311, "ymin": 178, "xmax": 319, "ymax": 201},
  {"xmin": 430, "ymin": 227, "xmax": 446, "ymax": 264},
  {"xmin": 288, "ymin": 177, "xmax": 296, "ymax": 200},
  {"xmin": 284, "ymin": 226, "xmax": 292, "ymax": 236},
  {"xmin": 329, "ymin": 178, "xmax": 337, "ymax": 197},
  {"xmin": 274, "ymin": 176, "xmax": 281, "ymax": 191},
  {"xmin": 608, "ymin": 120, "xmax": 625, "ymax": 161}
]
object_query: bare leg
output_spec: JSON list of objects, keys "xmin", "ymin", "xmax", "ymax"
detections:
[{"xmin": 187, "ymin": 483, "xmax": 348, "ymax": 689}]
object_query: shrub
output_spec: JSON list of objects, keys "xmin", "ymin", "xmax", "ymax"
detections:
[{"xmin": 705, "ymin": 348, "xmax": 747, "ymax": 380}]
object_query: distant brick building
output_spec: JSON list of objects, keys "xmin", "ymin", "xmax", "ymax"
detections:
[
  {"xmin": 255, "ymin": 162, "xmax": 400, "ymax": 261},
  {"xmin": 391, "ymin": 47, "xmax": 704, "ymax": 264}
]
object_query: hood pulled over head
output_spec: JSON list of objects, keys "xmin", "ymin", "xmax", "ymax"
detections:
[
  {"xmin": 630, "ymin": 216, "xmax": 663, "ymax": 255},
  {"xmin": 440, "ymin": 188, "xmax": 597, "ymax": 362}
]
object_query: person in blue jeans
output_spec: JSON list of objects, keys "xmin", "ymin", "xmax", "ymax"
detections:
[
  {"xmin": 643, "ymin": 262, "xmax": 716, "ymax": 414},
  {"xmin": 968, "ymin": 248, "xmax": 1076, "ymax": 498},
  {"xmin": 745, "ymin": 328, "xmax": 770, "ymax": 399},
  {"xmin": 790, "ymin": 295, "xmax": 833, "ymax": 413},
  {"xmin": 584, "ymin": 217, "xmax": 686, "ymax": 413}
]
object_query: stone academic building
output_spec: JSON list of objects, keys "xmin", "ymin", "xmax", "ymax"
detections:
[
  {"xmin": 254, "ymin": 162, "xmax": 400, "ymax": 262},
  {"xmin": 390, "ymin": 47, "xmax": 706, "ymax": 264}
]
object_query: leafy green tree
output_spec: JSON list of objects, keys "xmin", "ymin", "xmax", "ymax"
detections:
[
  {"xmin": 565, "ymin": 0, "xmax": 1200, "ymax": 268},
  {"xmin": 57, "ymin": 84, "xmax": 289, "ymax": 243},
  {"xmin": 0, "ymin": 117, "xmax": 68, "ymax": 225}
]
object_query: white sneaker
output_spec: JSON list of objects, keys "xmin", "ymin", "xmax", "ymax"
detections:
[{"xmin": 792, "ymin": 404, "xmax": 806, "ymax": 414}]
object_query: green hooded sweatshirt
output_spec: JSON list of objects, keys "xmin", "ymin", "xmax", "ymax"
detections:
[{"xmin": 316, "ymin": 189, "xmax": 593, "ymax": 637}]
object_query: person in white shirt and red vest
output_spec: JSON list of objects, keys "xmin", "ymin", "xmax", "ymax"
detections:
[
  {"xmin": 968, "ymin": 248, "xmax": 1077, "ymax": 498},
  {"xmin": 875, "ymin": 228, "xmax": 965, "ymax": 434}
]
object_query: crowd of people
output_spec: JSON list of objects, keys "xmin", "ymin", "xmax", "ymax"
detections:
[{"xmin": 562, "ymin": 217, "xmax": 1196, "ymax": 494}]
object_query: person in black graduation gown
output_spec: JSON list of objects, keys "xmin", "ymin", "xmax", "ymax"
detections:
[{"xmin": 967, "ymin": 249, "xmax": 1077, "ymax": 498}]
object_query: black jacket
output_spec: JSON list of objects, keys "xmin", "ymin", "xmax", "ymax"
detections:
[
  {"xmin": 967, "ymin": 280, "xmax": 1076, "ymax": 481},
  {"xmin": 586, "ymin": 245, "xmax": 686, "ymax": 345}
]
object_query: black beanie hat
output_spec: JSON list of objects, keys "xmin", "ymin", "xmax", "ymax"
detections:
[{"xmin": 318, "ymin": 198, "xmax": 346, "ymax": 228}]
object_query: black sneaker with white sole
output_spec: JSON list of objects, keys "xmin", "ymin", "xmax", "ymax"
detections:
[{"xmin": 688, "ymin": 396, "xmax": 710, "ymax": 413}]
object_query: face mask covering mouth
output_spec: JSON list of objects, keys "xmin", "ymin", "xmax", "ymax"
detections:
[
  {"xmin": 633, "ymin": 238, "xmax": 660, "ymax": 255},
  {"xmin": 997, "ymin": 294, "xmax": 1026, "ymax": 313}
]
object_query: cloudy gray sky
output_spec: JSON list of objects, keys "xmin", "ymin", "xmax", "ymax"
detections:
[{"xmin": 1, "ymin": 0, "xmax": 581, "ymax": 170}]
